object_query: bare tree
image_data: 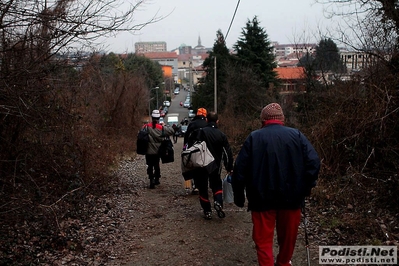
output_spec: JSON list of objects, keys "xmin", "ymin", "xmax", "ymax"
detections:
[
  {"xmin": 316, "ymin": 1, "xmax": 399, "ymax": 65},
  {"xmin": 1, "ymin": 0, "xmax": 161, "ymax": 55},
  {"xmin": 0, "ymin": 0, "xmax": 162, "ymax": 230},
  {"xmin": 301, "ymin": 0, "xmax": 399, "ymax": 178}
]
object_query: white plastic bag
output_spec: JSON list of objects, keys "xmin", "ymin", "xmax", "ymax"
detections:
[{"xmin": 222, "ymin": 174, "xmax": 234, "ymax": 204}]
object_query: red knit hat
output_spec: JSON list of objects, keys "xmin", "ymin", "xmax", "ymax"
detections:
[{"xmin": 261, "ymin": 103, "xmax": 284, "ymax": 122}]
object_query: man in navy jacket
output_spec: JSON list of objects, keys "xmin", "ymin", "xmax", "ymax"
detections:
[{"xmin": 232, "ymin": 103, "xmax": 320, "ymax": 266}]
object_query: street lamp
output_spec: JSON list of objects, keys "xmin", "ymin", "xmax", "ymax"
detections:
[
  {"xmin": 189, "ymin": 60, "xmax": 192, "ymax": 93},
  {"xmin": 155, "ymin": 86, "xmax": 159, "ymax": 109},
  {"xmin": 148, "ymin": 87, "xmax": 160, "ymax": 119}
]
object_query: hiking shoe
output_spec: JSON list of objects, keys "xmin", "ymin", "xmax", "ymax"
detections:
[
  {"xmin": 191, "ymin": 188, "xmax": 199, "ymax": 195},
  {"xmin": 154, "ymin": 178, "xmax": 160, "ymax": 185},
  {"xmin": 149, "ymin": 180, "xmax": 155, "ymax": 189},
  {"xmin": 204, "ymin": 212, "xmax": 212, "ymax": 220},
  {"xmin": 214, "ymin": 202, "xmax": 225, "ymax": 218}
]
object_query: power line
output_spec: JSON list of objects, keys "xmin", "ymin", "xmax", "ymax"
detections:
[{"xmin": 225, "ymin": 0, "xmax": 240, "ymax": 41}]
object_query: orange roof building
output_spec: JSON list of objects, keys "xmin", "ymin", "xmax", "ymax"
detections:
[
  {"xmin": 274, "ymin": 67, "xmax": 306, "ymax": 94},
  {"xmin": 138, "ymin": 52, "xmax": 178, "ymax": 76},
  {"xmin": 275, "ymin": 67, "xmax": 305, "ymax": 80}
]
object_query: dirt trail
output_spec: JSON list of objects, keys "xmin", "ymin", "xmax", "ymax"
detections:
[{"xmin": 108, "ymin": 137, "xmax": 318, "ymax": 266}]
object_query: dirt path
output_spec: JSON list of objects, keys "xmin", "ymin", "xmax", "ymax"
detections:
[{"xmin": 108, "ymin": 137, "xmax": 318, "ymax": 266}]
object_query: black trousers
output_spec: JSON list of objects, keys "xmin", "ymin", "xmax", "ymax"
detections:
[
  {"xmin": 193, "ymin": 168, "xmax": 223, "ymax": 213},
  {"xmin": 145, "ymin": 154, "xmax": 160, "ymax": 180}
]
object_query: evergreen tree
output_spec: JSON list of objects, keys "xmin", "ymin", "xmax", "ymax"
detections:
[
  {"xmin": 233, "ymin": 16, "xmax": 278, "ymax": 89},
  {"xmin": 314, "ymin": 38, "xmax": 346, "ymax": 73},
  {"xmin": 195, "ymin": 30, "xmax": 232, "ymax": 111},
  {"xmin": 122, "ymin": 53, "xmax": 164, "ymax": 88}
]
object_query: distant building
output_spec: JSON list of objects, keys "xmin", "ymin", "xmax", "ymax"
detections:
[
  {"xmin": 138, "ymin": 52, "xmax": 178, "ymax": 76},
  {"xmin": 192, "ymin": 36, "xmax": 211, "ymax": 55},
  {"xmin": 276, "ymin": 52, "xmax": 302, "ymax": 67},
  {"xmin": 274, "ymin": 67, "xmax": 307, "ymax": 110},
  {"xmin": 273, "ymin": 42, "xmax": 316, "ymax": 59},
  {"xmin": 177, "ymin": 53, "xmax": 208, "ymax": 85},
  {"xmin": 135, "ymin": 42, "xmax": 167, "ymax": 53},
  {"xmin": 177, "ymin": 44, "xmax": 192, "ymax": 55},
  {"xmin": 274, "ymin": 67, "xmax": 306, "ymax": 94},
  {"xmin": 340, "ymin": 50, "xmax": 379, "ymax": 72}
]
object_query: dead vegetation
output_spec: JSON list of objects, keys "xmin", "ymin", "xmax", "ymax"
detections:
[{"xmin": 1, "ymin": 1, "xmax": 399, "ymax": 264}]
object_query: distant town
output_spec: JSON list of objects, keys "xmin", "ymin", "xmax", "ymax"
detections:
[{"xmin": 133, "ymin": 37, "xmax": 372, "ymax": 88}]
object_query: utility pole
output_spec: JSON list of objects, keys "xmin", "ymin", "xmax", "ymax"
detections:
[
  {"xmin": 148, "ymin": 87, "xmax": 159, "ymax": 119},
  {"xmin": 189, "ymin": 60, "xmax": 192, "ymax": 94},
  {"xmin": 214, "ymin": 56, "xmax": 217, "ymax": 113}
]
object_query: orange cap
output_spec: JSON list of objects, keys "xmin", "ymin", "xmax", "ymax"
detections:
[{"xmin": 197, "ymin": 108, "xmax": 207, "ymax": 117}]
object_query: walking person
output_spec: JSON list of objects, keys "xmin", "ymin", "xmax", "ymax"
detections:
[
  {"xmin": 190, "ymin": 111, "xmax": 234, "ymax": 220},
  {"xmin": 183, "ymin": 108, "xmax": 208, "ymax": 194},
  {"xmin": 232, "ymin": 103, "xmax": 320, "ymax": 266},
  {"xmin": 144, "ymin": 110, "xmax": 174, "ymax": 189},
  {"xmin": 172, "ymin": 124, "xmax": 179, "ymax": 143}
]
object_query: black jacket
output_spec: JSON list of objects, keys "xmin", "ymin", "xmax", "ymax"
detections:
[
  {"xmin": 200, "ymin": 122, "xmax": 234, "ymax": 173},
  {"xmin": 232, "ymin": 123, "xmax": 320, "ymax": 211},
  {"xmin": 184, "ymin": 115, "xmax": 207, "ymax": 144}
]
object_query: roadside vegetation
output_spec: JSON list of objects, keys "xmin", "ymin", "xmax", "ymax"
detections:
[{"xmin": 0, "ymin": 0, "xmax": 398, "ymax": 264}]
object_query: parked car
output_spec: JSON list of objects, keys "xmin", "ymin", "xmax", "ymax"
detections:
[
  {"xmin": 174, "ymin": 88, "xmax": 180, "ymax": 95},
  {"xmin": 188, "ymin": 109, "xmax": 195, "ymax": 119},
  {"xmin": 163, "ymin": 100, "xmax": 171, "ymax": 107},
  {"xmin": 183, "ymin": 100, "xmax": 190, "ymax": 108},
  {"xmin": 163, "ymin": 106, "xmax": 168, "ymax": 115}
]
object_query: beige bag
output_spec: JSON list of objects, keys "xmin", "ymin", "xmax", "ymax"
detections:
[{"xmin": 181, "ymin": 141, "xmax": 217, "ymax": 175}]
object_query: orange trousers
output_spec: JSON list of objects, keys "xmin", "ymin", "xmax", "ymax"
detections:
[{"xmin": 251, "ymin": 209, "xmax": 301, "ymax": 266}]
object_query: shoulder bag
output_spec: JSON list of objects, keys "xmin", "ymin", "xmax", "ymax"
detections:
[
  {"xmin": 158, "ymin": 126, "xmax": 174, "ymax": 164},
  {"xmin": 136, "ymin": 125, "xmax": 149, "ymax": 155}
]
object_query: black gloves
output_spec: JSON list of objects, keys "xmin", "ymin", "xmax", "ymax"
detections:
[{"xmin": 234, "ymin": 195, "xmax": 245, "ymax": 208}]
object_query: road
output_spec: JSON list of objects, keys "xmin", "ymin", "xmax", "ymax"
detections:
[{"xmin": 168, "ymin": 88, "xmax": 191, "ymax": 124}]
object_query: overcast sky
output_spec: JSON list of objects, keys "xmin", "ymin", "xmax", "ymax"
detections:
[{"xmin": 102, "ymin": 0, "xmax": 338, "ymax": 53}]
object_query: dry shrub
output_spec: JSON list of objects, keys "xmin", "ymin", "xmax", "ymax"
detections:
[
  {"xmin": 0, "ymin": 52, "xmax": 148, "ymax": 232},
  {"xmin": 299, "ymin": 65, "xmax": 399, "ymax": 179},
  {"xmin": 296, "ymin": 61, "xmax": 399, "ymax": 245},
  {"xmin": 76, "ymin": 56, "xmax": 149, "ymax": 181},
  {"xmin": 219, "ymin": 112, "xmax": 260, "ymax": 155}
]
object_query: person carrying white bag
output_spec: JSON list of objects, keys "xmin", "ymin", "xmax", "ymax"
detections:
[{"xmin": 185, "ymin": 112, "xmax": 234, "ymax": 220}]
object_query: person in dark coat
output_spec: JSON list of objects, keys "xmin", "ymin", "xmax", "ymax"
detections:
[
  {"xmin": 183, "ymin": 108, "xmax": 208, "ymax": 194},
  {"xmin": 172, "ymin": 124, "xmax": 179, "ymax": 143},
  {"xmin": 193, "ymin": 111, "xmax": 233, "ymax": 220},
  {"xmin": 232, "ymin": 103, "xmax": 320, "ymax": 266},
  {"xmin": 184, "ymin": 108, "xmax": 207, "ymax": 144}
]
